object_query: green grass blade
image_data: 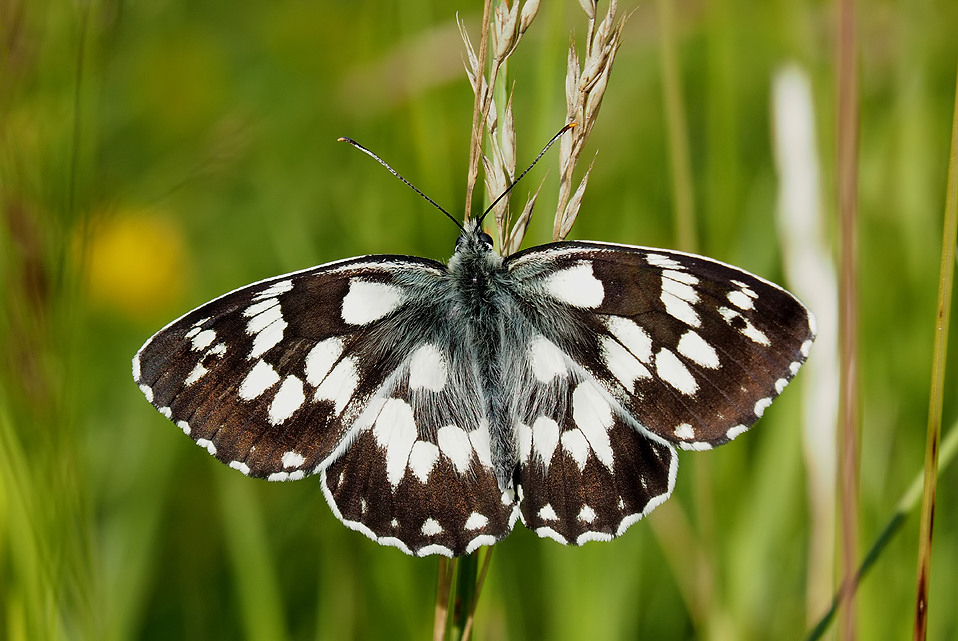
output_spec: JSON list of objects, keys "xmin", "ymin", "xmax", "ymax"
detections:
[{"xmin": 913, "ymin": 58, "xmax": 958, "ymax": 641}]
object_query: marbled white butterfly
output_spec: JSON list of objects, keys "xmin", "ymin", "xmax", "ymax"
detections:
[{"xmin": 133, "ymin": 146, "xmax": 815, "ymax": 557}]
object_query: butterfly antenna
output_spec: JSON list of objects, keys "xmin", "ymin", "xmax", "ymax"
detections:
[
  {"xmin": 477, "ymin": 123, "xmax": 577, "ymax": 226},
  {"xmin": 338, "ymin": 137, "xmax": 465, "ymax": 232}
]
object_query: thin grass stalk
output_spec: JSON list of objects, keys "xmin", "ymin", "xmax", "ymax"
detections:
[
  {"xmin": 650, "ymin": 4, "xmax": 720, "ymax": 634},
  {"xmin": 836, "ymin": 0, "xmax": 860, "ymax": 636},
  {"xmin": 654, "ymin": 0, "xmax": 697, "ymax": 254},
  {"xmin": 433, "ymin": 557, "xmax": 456, "ymax": 641},
  {"xmin": 460, "ymin": 548, "xmax": 493, "ymax": 641},
  {"xmin": 449, "ymin": 552, "xmax": 479, "ymax": 640},
  {"xmin": 806, "ymin": 423, "xmax": 958, "ymax": 640},
  {"xmin": 463, "ymin": 0, "xmax": 494, "ymax": 222},
  {"xmin": 912, "ymin": 59, "xmax": 958, "ymax": 641},
  {"xmin": 217, "ymin": 476, "xmax": 290, "ymax": 641},
  {"xmin": 552, "ymin": 0, "xmax": 623, "ymax": 241}
]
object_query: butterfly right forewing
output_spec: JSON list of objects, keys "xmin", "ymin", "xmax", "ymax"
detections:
[{"xmin": 507, "ymin": 242, "xmax": 814, "ymax": 451}]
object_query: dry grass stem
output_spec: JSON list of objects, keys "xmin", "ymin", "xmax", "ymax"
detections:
[
  {"xmin": 460, "ymin": 0, "xmax": 539, "ymax": 234},
  {"xmin": 554, "ymin": 0, "xmax": 624, "ymax": 240}
]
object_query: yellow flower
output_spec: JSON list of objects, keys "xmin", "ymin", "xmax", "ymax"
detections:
[{"xmin": 82, "ymin": 211, "xmax": 188, "ymax": 320}]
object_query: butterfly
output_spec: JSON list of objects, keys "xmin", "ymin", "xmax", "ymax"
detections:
[
  {"xmin": 133, "ymin": 124, "xmax": 815, "ymax": 556},
  {"xmin": 133, "ymin": 145, "xmax": 815, "ymax": 558}
]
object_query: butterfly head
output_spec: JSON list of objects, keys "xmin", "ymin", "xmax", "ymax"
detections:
[{"xmin": 449, "ymin": 218, "xmax": 502, "ymax": 275}]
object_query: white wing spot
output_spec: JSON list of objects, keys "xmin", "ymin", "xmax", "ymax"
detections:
[
  {"xmin": 372, "ymin": 398, "xmax": 419, "ymax": 488},
  {"xmin": 527, "ymin": 335, "xmax": 568, "ymax": 382},
  {"xmin": 684, "ymin": 441, "xmax": 713, "ymax": 451},
  {"xmin": 246, "ymin": 302, "xmax": 282, "ymax": 335},
  {"xmin": 674, "ymin": 423, "xmax": 695, "ymax": 440},
  {"xmin": 408, "ymin": 441, "xmax": 440, "ymax": 483},
  {"xmin": 571, "ymin": 382, "xmax": 614, "ymax": 469},
  {"xmin": 253, "ymin": 280, "xmax": 292, "ymax": 301},
  {"xmin": 243, "ymin": 297, "xmax": 278, "ymax": 318},
  {"xmin": 790, "ymin": 361, "xmax": 802, "ymax": 375},
  {"xmin": 229, "ymin": 461, "xmax": 251, "ymax": 475},
  {"xmin": 742, "ymin": 322, "xmax": 770, "ymax": 346},
  {"xmin": 578, "ymin": 505, "xmax": 597, "ymax": 523},
  {"xmin": 801, "ymin": 340, "xmax": 813, "ymax": 357},
  {"xmin": 408, "ymin": 343, "xmax": 447, "ymax": 392},
  {"xmin": 754, "ymin": 397, "xmax": 772, "ymax": 417},
  {"xmin": 661, "ymin": 291, "xmax": 700, "ymax": 327},
  {"xmin": 421, "ymin": 518, "xmax": 443, "ymax": 536},
  {"xmin": 561, "ymin": 429, "xmax": 591, "ymax": 470},
  {"xmin": 196, "ymin": 438, "xmax": 216, "ymax": 456},
  {"xmin": 191, "ymin": 329, "xmax": 216, "ymax": 351},
  {"xmin": 602, "ymin": 336, "xmax": 652, "ymax": 390},
  {"xmin": 465, "ymin": 512, "xmax": 489, "ymax": 531},
  {"xmin": 176, "ymin": 420, "xmax": 190, "ymax": 435},
  {"xmin": 727, "ymin": 289, "xmax": 755, "ymax": 310},
  {"xmin": 531, "ymin": 416, "xmax": 560, "ymax": 466},
  {"xmin": 517, "ymin": 421, "xmax": 533, "ymax": 464},
  {"xmin": 538, "ymin": 504, "xmax": 558, "ymax": 521},
  {"xmin": 159, "ymin": 406, "xmax": 172, "ymax": 418},
  {"xmin": 719, "ymin": 306, "xmax": 770, "ymax": 345},
  {"xmin": 645, "ymin": 253, "xmax": 682, "ymax": 269},
  {"xmin": 604, "ymin": 316, "xmax": 653, "ymax": 363},
  {"xmin": 281, "ymin": 450, "xmax": 305, "ymax": 469},
  {"xmin": 677, "ymin": 331, "xmax": 721, "ymax": 369},
  {"xmin": 314, "ymin": 357, "xmax": 359, "ymax": 413},
  {"xmin": 726, "ymin": 424, "xmax": 748, "ymax": 440},
  {"xmin": 775, "ymin": 378, "xmax": 789, "ymax": 394},
  {"xmin": 469, "ymin": 424, "xmax": 493, "ymax": 467},
  {"xmin": 341, "ymin": 280, "xmax": 403, "ymax": 325},
  {"xmin": 466, "ymin": 535, "xmax": 497, "ymax": 554},
  {"xmin": 437, "ymin": 425, "xmax": 473, "ymax": 474},
  {"xmin": 661, "ymin": 275, "xmax": 701, "ymax": 327},
  {"xmin": 249, "ymin": 317, "xmax": 288, "ymax": 359},
  {"xmin": 239, "ymin": 360, "xmax": 280, "ymax": 400},
  {"xmin": 732, "ymin": 280, "xmax": 758, "ymax": 297},
  {"xmin": 535, "ymin": 527, "xmax": 567, "ymax": 544},
  {"xmin": 269, "ymin": 375, "xmax": 305, "ymax": 425},
  {"xmin": 655, "ymin": 349, "xmax": 698, "ymax": 395},
  {"xmin": 664, "ymin": 269, "xmax": 698, "ymax": 285},
  {"xmin": 390, "ymin": 518, "xmax": 399, "ymax": 528},
  {"xmin": 305, "ymin": 337, "xmax": 345, "ymax": 387},
  {"xmin": 268, "ymin": 471, "xmax": 289, "ymax": 482},
  {"xmin": 544, "ymin": 262, "xmax": 604, "ymax": 308}
]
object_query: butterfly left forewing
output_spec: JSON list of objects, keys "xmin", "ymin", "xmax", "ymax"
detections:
[{"xmin": 133, "ymin": 255, "xmax": 449, "ymax": 480}]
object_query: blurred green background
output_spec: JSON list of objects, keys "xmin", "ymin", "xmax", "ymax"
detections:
[{"xmin": 2, "ymin": 0, "xmax": 957, "ymax": 639}]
